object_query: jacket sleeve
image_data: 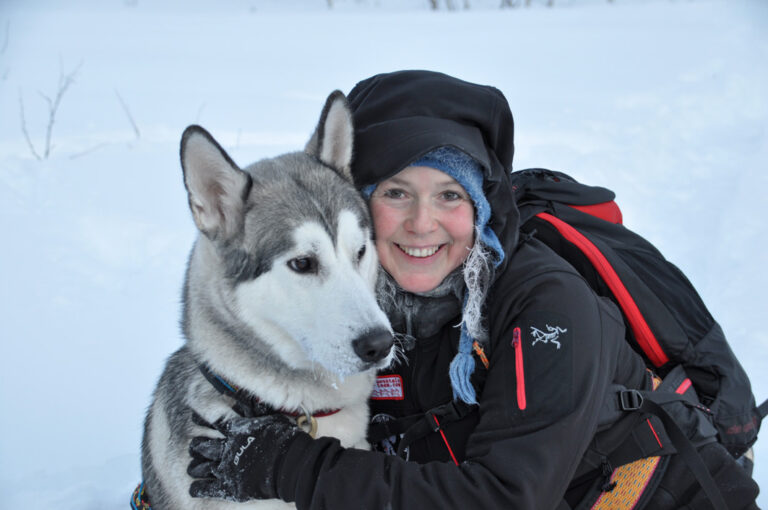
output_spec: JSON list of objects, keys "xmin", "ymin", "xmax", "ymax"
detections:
[{"xmin": 276, "ymin": 269, "xmax": 628, "ymax": 510}]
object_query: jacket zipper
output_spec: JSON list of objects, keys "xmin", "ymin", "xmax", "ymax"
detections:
[{"xmin": 512, "ymin": 327, "xmax": 526, "ymax": 410}]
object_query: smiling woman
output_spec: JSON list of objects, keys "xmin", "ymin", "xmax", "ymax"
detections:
[{"xmin": 369, "ymin": 164, "xmax": 476, "ymax": 293}]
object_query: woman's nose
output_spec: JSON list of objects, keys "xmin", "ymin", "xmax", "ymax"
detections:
[{"xmin": 405, "ymin": 201, "xmax": 437, "ymax": 234}]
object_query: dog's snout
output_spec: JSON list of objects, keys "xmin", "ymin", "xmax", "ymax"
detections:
[{"xmin": 353, "ymin": 329, "xmax": 394, "ymax": 363}]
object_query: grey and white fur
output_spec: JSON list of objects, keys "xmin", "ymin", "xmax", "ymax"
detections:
[{"xmin": 141, "ymin": 91, "xmax": 395, "ymax": 510}]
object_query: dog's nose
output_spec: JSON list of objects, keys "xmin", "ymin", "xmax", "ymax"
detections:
[{"xmin": 353, "ymin": 329, "xmax": 394, "ymax": 363}]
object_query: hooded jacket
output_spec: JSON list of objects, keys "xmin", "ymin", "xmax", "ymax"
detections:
[{"xmin": 272, "ymin": 71, "xmax": 656, "ymax": 509}]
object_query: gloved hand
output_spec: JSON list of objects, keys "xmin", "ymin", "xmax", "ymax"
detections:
[{"xmin": 188, "ymin": 413, "xmax": 308, "ymax": 502}]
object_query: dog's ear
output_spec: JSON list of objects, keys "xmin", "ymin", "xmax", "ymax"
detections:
[
  {"xmin": 180, "ymin": 125, "xmax": 251, "ymax": 241},
  {"xmin": 305, "ymin": 90, "xmax": 354, "ymax": 182}
]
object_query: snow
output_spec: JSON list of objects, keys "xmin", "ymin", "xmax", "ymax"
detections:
[{"xmin": 0, "ymin": 0, "xmax": 766, "ymax": 507}]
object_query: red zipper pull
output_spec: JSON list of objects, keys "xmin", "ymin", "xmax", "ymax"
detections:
[{"xmin": 512, "ymin": 327, "xmax": 526, "ymax": 410}]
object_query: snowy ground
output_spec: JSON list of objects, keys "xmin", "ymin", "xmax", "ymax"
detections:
[{"xmin": 0, "ymin": 0, "xmax": 766, "ymax": 508}]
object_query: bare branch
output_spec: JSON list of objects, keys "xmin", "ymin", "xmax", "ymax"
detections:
[
  {"xmin": 43, "ymin": 59, "xmax": 83, "ymax": 158},
  {"xmin": 115, "ymin": 89, "xmax": 141, "ymax": 139},
  {"xmin": 37, "ymin": 90, "xmax": 53, "ymax": 109},
  {"xmin": 18, "ymin": 59, "xmax": 82, "ymax": 160},
  {"xmin": 19, "ymin": 91, "xmax": 42, "ymax": 161}
]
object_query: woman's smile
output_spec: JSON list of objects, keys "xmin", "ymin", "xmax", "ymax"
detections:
[{"xmin": 395, "ymin": 243, "xmax": 444, "ymax": 259}]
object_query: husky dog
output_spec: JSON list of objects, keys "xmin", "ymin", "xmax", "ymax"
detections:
[{"xmin": 141, "ymin": 91, "xmax": 394, "ymax": 510}]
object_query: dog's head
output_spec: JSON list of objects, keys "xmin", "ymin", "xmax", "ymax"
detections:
[{"xmin": 179, "ymin": 92, "xmax": 394, "ymax": 379}]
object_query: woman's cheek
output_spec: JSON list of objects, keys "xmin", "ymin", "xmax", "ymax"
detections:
[{"xmin": 371, "ymin": 202, "xmax": 399, "ymax": 241}]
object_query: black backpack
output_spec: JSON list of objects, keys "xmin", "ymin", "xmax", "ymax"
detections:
[{"xmin": 510, "ymin": 168, "xmax": 767, "ymax": 459}]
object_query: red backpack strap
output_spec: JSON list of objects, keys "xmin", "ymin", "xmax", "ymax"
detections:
[{"xmin": 535, "ymin": 212, "xmax": 669, "ymax": 367}]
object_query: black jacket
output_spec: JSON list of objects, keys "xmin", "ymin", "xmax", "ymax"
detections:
[
  {"xmin": 273, "ymin": 71, "xmax": 747, "ymax": 509},
  {"xmin": 275, "ymin": 237, "xmax": 650, "ymax": 509}
]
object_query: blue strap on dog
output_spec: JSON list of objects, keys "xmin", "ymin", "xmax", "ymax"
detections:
[{"xmin": 131, "ymin": 482, "xmax": 152, "ymax": 510}]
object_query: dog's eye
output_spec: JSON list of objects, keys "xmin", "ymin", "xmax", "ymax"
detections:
[
  {"xmin": 357, "ymin": 245, "xmax": 366, "ymax": 262},
  {"xmin": 287, "ymin": 256, "xmax": 318, "ymax": 275}
]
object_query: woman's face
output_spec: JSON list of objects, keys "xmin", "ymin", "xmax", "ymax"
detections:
[{"xmin": 369, "ymin": 166, "xmax": 475, "ymax": 293}]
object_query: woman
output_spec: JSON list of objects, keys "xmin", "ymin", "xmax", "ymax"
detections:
[{"xmin": 187, "ymin": 71, "xmax": 758, "ymax": 509}]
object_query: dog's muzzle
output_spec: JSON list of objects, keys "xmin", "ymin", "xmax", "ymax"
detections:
[{"xmin": 353, "ymin": 328, "xmax": 394, "ymax": 364}]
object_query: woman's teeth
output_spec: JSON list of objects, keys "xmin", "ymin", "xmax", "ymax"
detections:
[{"xmin": 399, "ymin": 245, "xmax": 440, "ymax": 258}]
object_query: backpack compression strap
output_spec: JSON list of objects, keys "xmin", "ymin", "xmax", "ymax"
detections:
[{"xmin": 627, "ymin": 390, "xmax": 729, "ymax": 510}]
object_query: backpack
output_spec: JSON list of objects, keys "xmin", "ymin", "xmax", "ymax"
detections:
[{"xmin": 510, "ymin": 168, "xmax": 767, "ymax": 459}]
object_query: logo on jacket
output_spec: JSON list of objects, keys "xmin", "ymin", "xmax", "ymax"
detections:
[{"xmin": 530, "ymin": 325, "xmax": 567, "ymax": 349}]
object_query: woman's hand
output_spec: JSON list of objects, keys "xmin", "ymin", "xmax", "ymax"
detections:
[{"xmin": 187, "ymin": 413, "xmax": 306, "ymax": 502}]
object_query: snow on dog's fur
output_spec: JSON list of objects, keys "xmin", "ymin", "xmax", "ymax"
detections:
[{"xmin": 141, "ymin": 91, "xmax": 394, "ymax": 510}]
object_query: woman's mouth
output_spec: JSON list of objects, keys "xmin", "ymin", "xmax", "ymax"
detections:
[{"xmin": 396, "ymin": 244, "xmax": 443, "ymax": 258}]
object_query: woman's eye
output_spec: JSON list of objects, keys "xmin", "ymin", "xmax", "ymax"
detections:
[
  {"xmin": 382, "ymin": 188, "xmax": 406, "ymax": 199},
  {"xmin": 287, "ymin": 256, "xmax": 318, "ymax": 274},
  {"xmin": 441, "ymin": 190, "xmax": 463, "ymax": 201}
]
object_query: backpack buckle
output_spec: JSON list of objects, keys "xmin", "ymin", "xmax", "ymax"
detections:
[{"xmin": 619, "ymin": 389, "xmax": 644, "ymax": 411}]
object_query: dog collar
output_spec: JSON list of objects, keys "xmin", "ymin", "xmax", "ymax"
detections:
[{"xmin": 197, "ymin": 364, "xmax": 342, "ymax": 429}]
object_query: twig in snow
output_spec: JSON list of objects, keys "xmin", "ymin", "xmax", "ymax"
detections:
[
  {"xmin": 115, "ymin": 89, "xmax": 141, "ymax": 139},
  {"xmin": 19, "ymin": 59, "xmax": 82, "ymax": 160},
  {"xmin": 19, "ymin": 91, "xmax": 42, "ymax": 161},
  {"xmin": 46, "ymin": 60, "xmax": 81, "ymax": 158},
  {"xmin": 26, "ymin": 59, "xmax": 83, "ymax": 159}
]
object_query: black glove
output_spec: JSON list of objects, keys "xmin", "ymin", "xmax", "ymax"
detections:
[{"xmin": 188, "ymin": 413, "xmax": 308, "ymax": 502}]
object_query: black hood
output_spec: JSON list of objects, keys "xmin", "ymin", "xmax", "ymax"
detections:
[{"xmin": 347, "ymin": 70, "xmax": 519, "ymax": 260}]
